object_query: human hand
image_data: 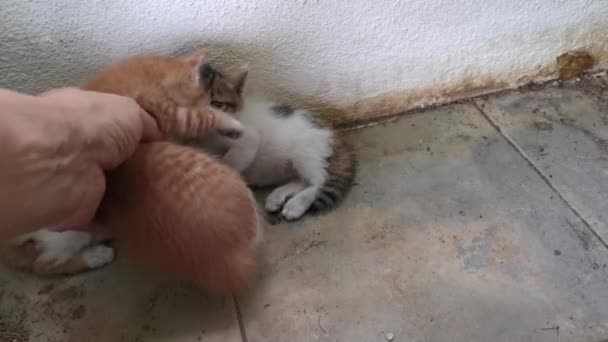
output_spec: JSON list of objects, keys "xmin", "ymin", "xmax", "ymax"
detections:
[{"xmin": 0, "ymin": 88, "xmax": 161, "ymax": 239}]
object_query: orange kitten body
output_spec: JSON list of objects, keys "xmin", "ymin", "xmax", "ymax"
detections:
[{"xmin": 97, "ymin": 142, "xmax": 262, "ymax": 294}]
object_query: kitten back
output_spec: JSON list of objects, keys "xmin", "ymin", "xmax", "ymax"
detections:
[{"xmin": 98, "ymin": 142, "xmax": 261, "ymax": 294}]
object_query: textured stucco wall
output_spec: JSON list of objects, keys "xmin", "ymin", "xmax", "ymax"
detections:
[{"xmin": 1, "ymin": 0, "xmax": 607, "ymax": 121}]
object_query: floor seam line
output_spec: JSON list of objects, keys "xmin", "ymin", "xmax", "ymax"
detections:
[
  {"xmin": 471, "ymin": 101, "xmax": 608, "ymax": 250},
  {"xmin": 233, "ymin": 296, "xmax": 249, "ymax": 342}
]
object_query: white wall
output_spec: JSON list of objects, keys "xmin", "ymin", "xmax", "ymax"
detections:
[{"xmin": 2, "ymin": 0, "xmax": 607, "ymax": 122}]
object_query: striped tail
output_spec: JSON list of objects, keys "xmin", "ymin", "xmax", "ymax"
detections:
[{"xmin": 309, "ymin": 134, "xmax": 357, "ymax": 213}]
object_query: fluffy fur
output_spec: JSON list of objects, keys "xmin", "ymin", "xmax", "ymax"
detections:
[
  {"xmin": 97, "ymin": 142, "xmax": 262, "ymax": 294},
  {"xmin": 199, "ymin": 66, "xmax": 357, "ymax": 221},
  {"xmin": 82, "ymin": 49, "xmax": 243, "ymax": 140}
]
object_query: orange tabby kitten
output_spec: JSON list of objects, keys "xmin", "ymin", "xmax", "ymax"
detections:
[
  {"xmin": 0, "ymin": 49, "xmax": 249, "ymax": 276},
  {"xmin": 97, "ymin": 142, "xmax": 262, "ymax": 294}
]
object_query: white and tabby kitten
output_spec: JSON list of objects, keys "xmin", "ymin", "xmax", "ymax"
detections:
[{"xmin": 198, "ymin": 66, "xmax": 357, "ymax": 221}]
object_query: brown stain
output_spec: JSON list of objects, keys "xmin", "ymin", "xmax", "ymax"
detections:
[
  {"xmin": 290, "ymin": 65, "xmax": 559, "ymax": 130},
  {"xmin": 557, "ymin": 51, "xmax": 595, "ymax": 81},
  {"xmin": 69, "ymin": 305, "xmax": 86, "ymax": 321},
  {"xmin": 291, "ymin": 31, "xmax": 607, "ymax": 129},
  {"xmin": 204, "ymin": 29, "xmax": 608, "ymax": 129}
]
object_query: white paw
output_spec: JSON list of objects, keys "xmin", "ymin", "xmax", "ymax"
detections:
[
  {"xmin": 265, "ymin": 183, "xmax": 306, "ymax": 213},
  {"xmin": 37, "ymin": 249, "xmax": 74, "ymax": 266},
  {"xmin": 217, "ymin": 117, "xmax": 244, "ymax": 139},
  {"xmin": 280, "ymin": 197, "xmax": 311, "ymax": 221},
  {"xmin": 82, "ymin": 245, "xmax": 115, "ymax": 269},
  {"xmin": 265, "ymin": 192, "xmax": 287, "ymax": 213}
]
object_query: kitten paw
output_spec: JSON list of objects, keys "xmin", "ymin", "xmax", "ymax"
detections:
[
  {"xmin": 82, "ymin": 245, "xmax": 115, "ymax": 269},
  {"xmin": 280, "ymin": 198, "xmax": 310, "ymax": 221},
  {"xmin": 265, "ymin": 194, "xmax": 286, "ymax": 213},
  {"xmin": 217, "ymin": 118, "xmax": 244, "ymax": 139},
  {"xmin": 265, "ymin": 182, "xmax": 306, "ymax": 213},
  {"xmin": 217, "ymin": 128, "xmax": 243, "ymax": 139}
]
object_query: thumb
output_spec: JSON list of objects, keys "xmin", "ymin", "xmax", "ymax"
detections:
[
  {"xmin": 94, "ymin": 109, "xmax": 162, "ymax": 170},
  {"xmin": 140, "ymin": 110, "xmax": 162, "ymax": 141}
]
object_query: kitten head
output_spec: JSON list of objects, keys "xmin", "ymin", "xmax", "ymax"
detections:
[
  {"xmin": 83, "ymin": 48, "xmax": 219, "ymax": 108},
  {"xmin": 207, "ymin": 65, "xmax": 248, "ymax": 113},
  {"xmin": 161, "ymin": 48, "xmax": 218, "ymax": 107}
]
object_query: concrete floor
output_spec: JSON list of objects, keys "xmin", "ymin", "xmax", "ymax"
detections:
[{"xmin": 1, "ymin": 73, "xmax": 608, "ymax": 342}]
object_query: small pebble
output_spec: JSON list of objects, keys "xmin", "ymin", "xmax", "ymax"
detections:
[{"xmin": 385, "ymin": 332, "xmax": 395, "ymax": 341}]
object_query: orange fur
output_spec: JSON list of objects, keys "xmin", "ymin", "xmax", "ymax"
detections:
[
  {"xmin": 97, "ymin": 142, "xmax": 262, "ymax": 294},
  {"xmin": 82, "ymin": 49, "xmax": 242, "ymax": 140}
]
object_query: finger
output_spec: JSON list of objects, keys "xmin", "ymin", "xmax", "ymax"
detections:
[
  {"xmin": 92, "ymin": 99, "xmax": 144, "ymax": 170},
  {"xmin": 140, "ymin": 110, "xmax": 162, "ymax": 141},
  {"xmin": 37, "ymin": 87, "xmax": 80, "ymax": 97}
]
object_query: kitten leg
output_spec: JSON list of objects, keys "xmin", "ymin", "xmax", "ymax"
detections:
[
  {"xmin": 280, "ymin": 187, "xmax": 320, "ymax": 220},
  {"xmin": 280, "ymin": 158, "xmax": 328, "ymax": 221},
  {"xmin": 137, "ymin": 97, "xmax": 243, "ymax": 139},
  {"xmin": 30, "ymin": 230, "xmax": 93, "ymax": 265},
  {"xmin": 28, "ymin": 230, "xmax": 114, "ymax": 275},
  {"xmin": 33, "ymin": 245, "xmax": 114, "ymax": 275},
  {"xmin": 220, "ymin": 127, "xmax": 261, "ymax": 173},
  {"xmin": 265, "ymin": 181, "xmax": 306, "ymax": 213},
  {"xmin": 213, "ymin": 109, "xmax": 245, "ymax": 139},
  {"xmin": 173, "ymin": 107, "xmax": 243, "ymax": 139}
]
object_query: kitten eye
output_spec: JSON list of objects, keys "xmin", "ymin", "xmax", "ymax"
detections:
[
  {"xmin": 211, "ymin": 101, "xmax": 226, "ymax": 110},
  {"xmin": 210, "ymin": 101, "xmax": 235, "ymax": 112}
]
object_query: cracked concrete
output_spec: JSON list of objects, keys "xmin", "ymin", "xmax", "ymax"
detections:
[{"xmin": 1, "ymin": 72, "xmax": 608, "ymax": 342}]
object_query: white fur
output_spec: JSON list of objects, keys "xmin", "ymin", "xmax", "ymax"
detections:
[
  {"xmin": 12, "ymin": 229, "xmax": 114, "ymax": 269},
  {"xmin": 222, "ymin": 126, "xmax": 261, "ymax": 172},
  {"xmin": 82, "ymin": 245, "xmax": 115, "ymax": 268},
  {"xmin": 265, "ymin": 181, "xmax": 306, "ymax": 212},
  {"xmin": 208, "ymin": 97, "xmax": 334, "ymax": 220}
]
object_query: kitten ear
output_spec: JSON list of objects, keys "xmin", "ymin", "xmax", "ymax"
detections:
[
  {"xmin": 233, "ymin": 65, "xmax": 249, "ymax": 95},
  {"xmin": 198, "ymin": 63, "xmax": 216, "ymax": 91},
  {"xmin": 184, "ymin": 48, "xmax": 209, "ymax": 67}
]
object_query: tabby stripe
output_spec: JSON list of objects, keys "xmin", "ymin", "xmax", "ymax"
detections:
[{"xmin": 185, "ymin": 108, "xmax": 194, "ymax": 136}]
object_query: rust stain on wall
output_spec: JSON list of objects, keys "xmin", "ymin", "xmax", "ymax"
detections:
[
  {"xmin": 308, "ymin": 53, "xmax": 606, "ymax": 129},
  {"xmin": 305, "ymin": 65, "xmax": 557, "ymax": 129},
  {"xmin": 557, "ymin": 51, "xmax": 595, "ymax": 81},
  {"xmin": 208, "ymin": 26, "xmax": 608, "ymax": 130}
]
